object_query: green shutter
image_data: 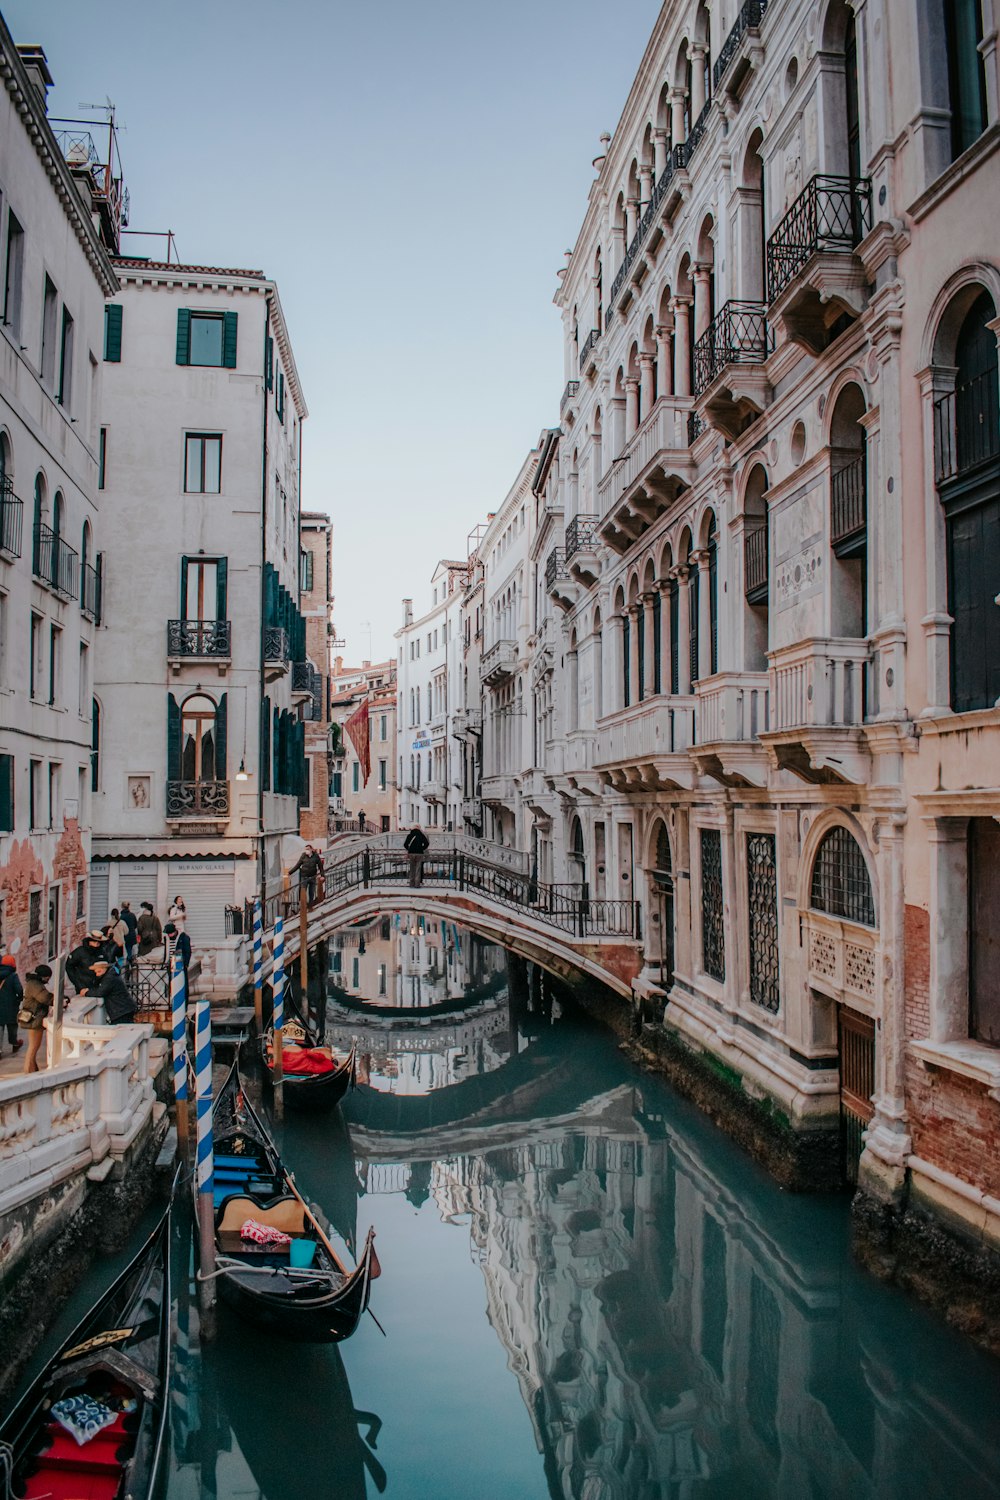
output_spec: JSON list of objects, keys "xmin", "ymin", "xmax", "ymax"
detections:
[
  {"xmin": 0, "ymin": 753, "xmax": 13, "ymax": 833},
  {"xmin": 265, "ymin": 335, "xmax": 273, "ymax": 391},
  {"xmin": 176, "ymin": 309, "xmax": 191, "ymax": 365},
  {"xmin": 260, "ymin": 696, "xmax": 271, "ymax": 791},
  {"xmin": 273, "ymin": 708, "xmax": 280, "ymax": 793},
  {"xmin": 216, "ymin": 557, "xmax": 228, "ymax": 619},
  {"xmin": 167, "ymin": 694, "xmax": 181, "ymax": 780},
  {"xmin": 104, "ymin": 303, "xmax": 123, "ymax": 362},
  {"xmin": 277, "ymin": 371, "xmax": 284, "ymax": 421},
  {"xmin": 179, "ymin": 556, "xmax": 189, "ymax": 618},
  {"xmin": 223, "ymin": 311, "xmax": 238, "ymax": 369},
  {"xmin": 215, "ymin": 694, "xmax": 228, "ymax": 780}
]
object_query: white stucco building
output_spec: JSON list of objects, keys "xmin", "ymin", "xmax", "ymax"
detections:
[{"xmin": 395, "ymin": 561, "xmax": 466, "ymax": 831}]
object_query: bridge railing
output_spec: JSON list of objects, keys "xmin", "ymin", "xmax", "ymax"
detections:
[{"xmin": 257, "ymin": 844, "xmax": 640, "ymax": 943}]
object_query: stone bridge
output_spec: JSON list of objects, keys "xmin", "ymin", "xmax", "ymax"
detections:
[{"xmin": 257, "ymin": 840, "xmax": 644, "ymax": 1001}]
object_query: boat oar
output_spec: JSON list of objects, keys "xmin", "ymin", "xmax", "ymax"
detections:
[{"xmin": 284, "ymin": 1170, "xmax": 386, "ymax": 1336}]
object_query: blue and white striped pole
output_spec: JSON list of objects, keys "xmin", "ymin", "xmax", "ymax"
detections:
[
  {"xmin": 272, "ymin": 914, "xmax": 285, "ymax": 1117},
  {"xmin": 252, "ymin": 898, "xmax": 263, "ymax": 1036},
  {"xmin": 194, "ymin": 996, "xmax": 217, "ymax": 1331},
  {"xmin": 170, "ymin": 953, "xmax": 190, "ymax": 1157}
]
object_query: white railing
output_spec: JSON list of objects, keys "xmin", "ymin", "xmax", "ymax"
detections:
[
  {"xmin": 595, "ymin": 698, "xmax": 696, "ymax": 764},
  {"xmin": 597, "ymin": 398, "xmax": 689, "ymax": 519},
  {"xmin": 768, "ymin": 638, "xmax": 871, "ymax": 730},
  {"xmin": 695, "ymin": 672, "xmax": 770, "ymax": 743}
]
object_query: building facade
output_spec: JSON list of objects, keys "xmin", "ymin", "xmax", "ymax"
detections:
[
  {"xmin": 466, "ymin": 0, "xmax": 1000, "ymax": 1286},
  {"xmin": 0, "ymin": 33, "xmax": 118, "ymax": 967},
  {"xmin": 92, "ymin": 258, "xmax": 308, "ymax": 970},
  {"xmin": 395, "ymin": 562, "xmax": 466, "ymax": 831},
  {"xmin": 299, "ymin": 510, "xmax": 334, "ymax": 844},
  {"xmin": 329, "ymin": 655, "xmax": 397, "ymax": 833}
]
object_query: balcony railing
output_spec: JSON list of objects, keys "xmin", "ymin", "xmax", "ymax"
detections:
[
  {"xmin": 831, "ymin": 454, "xmax": 867, "ymax": 550},
  {"xmin": 579, "ymin": 329, "xmax": 600, "ymax": 371},
  {"xmin": 481, "ymin": 639, "xmax": 517, "ymax": 685},
  {"xmin": 713, "ymin": 0, "xmax": 770, "ymax": 91},
  {"xmin": 597, "ymin": 397, "xmax": 689, "ymax": 518},
  {"xmin": 264, "ymin": 625, "xmax": 289, "ymax": 664},
  {"xmin": 687, "ymin": 410, "xmax": 705, "ymax": 445},
  {"xmin": 696, "ymin": 672, "xmax": 770, "ymax": 743},
  {"xmin": 933, "ymin": 373, "xmax": 1000, "ymax": 484},
  {"xmin": 693, "ymin": 300, "xmax": 770, "ymax": 397},
  {"xmin": 0, "ymin": 475, "xmax": 23, "ymax": 557},
  {"xmin": 744, "ymin": 526, "xmax": 768, "ymax": 602},
  {"xmin": 769, "ymin": 638, "xmax": 871, "ymax": 731},
  {"xmin": 595, "ymin": 699, "xmax": 696, "ymax": 765},
  {"xmin": 292, "ymin": 659, "xmax": 313, "ymax": 694},
  {"xmin": 165, "ymin": 779, "xmax": 230, "ymax": 819},
  {"xmin": 766, "ymin": 175, "xmax": 873, "ymax": 306},
  {"xmin": 545, "ymin": 548, "xmax": 568, "ymax": 591},
  {"xmin": 565, "ymin": 513, "xmax": 599, "ymax": 562},
  {"xmin": 684, "ymin": 99, "xmax": 712, "ymax": 162},
  {"xmin": 81, "ymin": 559, "xmax": 102, "ymax": 623},
  {"xmin": 167, "ymin": 618, "xmax": 230, "ymax": 657},
  {"xmin": 560, "ymin": 379, "xmax": 580, "ymax": 413},
  {"xmin": 33, "ymin": 522, "xmax": 79, "ymax": 598}
]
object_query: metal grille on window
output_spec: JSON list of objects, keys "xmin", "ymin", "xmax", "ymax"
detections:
[
  {"xmin": 700, "ymin": 828, "xmax": 725, "ymax": 981},
  {"xmin": 747, "ymin": 832, "xmax": 780, "ymax": 1011},
  {"xmin": 810, "ymin": 826, "xmax": 875, "ymax": 926}
]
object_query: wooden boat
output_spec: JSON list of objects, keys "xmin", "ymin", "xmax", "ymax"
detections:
[
  {"xmin": 209, "ymin": 1060, "xmax": 379, "ymax": 1343},
  {"xmin": 263, "ymin": 989, "xmax": 357, "ymax": 1112},
  {"xmin": 0, "ymin": 1200, "xmax": 172, "ymax": 1500}
]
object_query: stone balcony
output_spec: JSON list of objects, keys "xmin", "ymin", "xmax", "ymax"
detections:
[
  {"xmin": 691, "ymin": 671, "xmax": 770, "ymax": 787},
  {"xmin": 597, "ymin": 399, "xmax": 694, "ymax": 555},
  {"xmin": 594, "ymin": 699, "xmax": 696, "ymax": 791},
  {"xmin": 423, "ymin": 778, "xmax": 447, "ymax": 804},
  {"xmin": 480, "ymin": 639, "xmax": 517, "ymax": 686},
  {"xmin": 760, "ymin": 637, "xmax": 871, "ymax": 784},
  {"xmin": 481, "ymin": 774, "xmax": 518, "ymax": 806},
  {"xmin": 451, "ymin": 708, "xmax": 482, "ymax": 738}
]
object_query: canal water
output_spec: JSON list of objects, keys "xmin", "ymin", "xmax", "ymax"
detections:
[{"xmin": 20, "ymin": 915, "xmax": 1000, "ymax": 1498}]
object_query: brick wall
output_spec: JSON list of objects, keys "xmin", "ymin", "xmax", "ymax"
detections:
[{"xmin": 903, "ymin": 903, "xmax": 930, "ymax": 1040}]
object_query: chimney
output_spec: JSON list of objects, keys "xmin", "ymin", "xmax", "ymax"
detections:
[
  {"xmin": 16, "ymin": 46, "xmax": 53, "ymax": 110},
  {"xmin": 403, "ymin": 597, "xmax": 413, "ymax": 626},
  {"xmin": 334, "ymin": 655, "xmax": 343, "ymax": 674}
]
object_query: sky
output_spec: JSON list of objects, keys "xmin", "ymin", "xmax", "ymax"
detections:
[{"xmin": 9, "ymin": 0, "xmax": 659, "ymax": 662}]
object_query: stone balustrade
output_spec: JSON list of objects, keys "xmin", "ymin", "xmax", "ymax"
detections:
[
  {"xmin": 768, "ymin": 637, "xmax": 871, "ymax": 730},
  {"xmin": 696, "ymin": 671, "xmax": 770, "ymax": 743}
]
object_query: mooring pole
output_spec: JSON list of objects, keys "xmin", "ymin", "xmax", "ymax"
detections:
[
  {"xmin": 194, "ymin": 996, "xmax": 216, "ymax": 1340},
  {"xmin": 171, "ymin": 953, "xmax": 190, "ymax": 1161},
  {"xmin": 299, "ymin": 885, "xmax": 309, "ymax": 1011},
  {"xmin": 252, "ymin": 897, "xmax": 264, "ymax": 1036},
  {"xmin": 272, "ymin": 914, "xmax": 285, "ymax": 1120}
]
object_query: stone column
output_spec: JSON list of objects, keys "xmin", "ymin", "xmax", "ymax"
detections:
[
  {"xmin": 670, "ymin": 89, "xmax": 687, "ymax": 149},
  {"xmin": 639, "ymin": 351, "xmax": 656, "ymax": 416},
  {"xmin": 658, "ymin": 579, "xmax": 673, "ymax": 694},
  {"xmin": 671, "ymin": 297, "xmax": 692, "ymax": 398},
  {"xmin": 653, "ymin": 127, "xmax": 668, "ymax": 178},
  {"xmin": 628, "ymin": 606, "xmax": 642, "ymax": 707},
  {"xmin": 690, "ymin": 46, "xmax": 707, "ymax": 119},
  {"xmin": 639, "ymin": 165, "xmax": 653, "ymax": 212},
  {"xmin": 643, "ymin": 593, "xmax": 657, "ymax": 699},
  {"xmin": 693, "ymin": 263, "xmax": 713, "ymax": 343},
  {"xmin": 655, "ymin": 322, "xmax": 674, "ymax": 397},
  {"xmin": 625, "ymin": 376, "xmax": 640, "ymax": 435},
  {"xmin": 674, "ymin": 565, "xmax": 692, "ymax": 694},
  {"xmin": 693, "ymin": 548, "xmax": 713, "ymax": 680},
  {"xmin": 626, "ymin": 197, "xmax": 639, "ymax": 241},
  {"xmin": 864, "ymin": 813, "xmax": 912, "ymax": 1178},
  {"xmin": 927, "ymin": 817, "xmax": 970, "ymax": 1043}
]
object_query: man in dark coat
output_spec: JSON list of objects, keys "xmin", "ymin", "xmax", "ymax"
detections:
[
  {"xmin": 119, "ymin": 901, "xmax": 138, "ymax": 960},
  {"xmin": 66, "ymin": 932, "xmax": 106, "ymax": 994},
  {"xmin": 88, "ymin": 961, "xmax": 136, "ymax": 1025},
  {"xmin": 0, "ymin": 956, "xmax": 24, "ymax": 1054},
  {"xmin": 136, "ymin": 902, "xmax": 162, "ymax": 957},
  {"xmin": 162, "ymin": 922, "xmax": 191, "ymax": 977},
  {"xmin": 403, "ymin": 825, "xmax": 429, "ymax": 887},
  {"xmin": 290, "ymin": 845, "xmax": 324, "ymax": 904}
]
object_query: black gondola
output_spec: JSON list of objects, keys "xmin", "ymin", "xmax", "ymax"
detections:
[
  {"xmin": 208, "ymin": 1059, "xmax": 379, "ymax": 1343},
  {"xmin": 0, "ymin": 1199, "xmax": 172, "ymax": 1500},
  {"xmin": 263, "ymin": 989, "xmax": 357, "ymax": 1112}
]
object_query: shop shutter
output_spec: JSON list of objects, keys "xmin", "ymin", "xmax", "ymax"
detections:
[
  {"xmin": 104, "ymin": 304, "xmax": 123, "ymax": 362},
  {"xmin": 223, "ymin": 311, "xmax": 238, "ymax": 369},
  {"xmin": 167, "ymin": 865, "xmax": 235, "ymax": 945},
  {"xmin": 175, "ymin": 309, "xmax": 191, "ymax": 366},
  {"xmin": 89, "ymin": 861, "xmax": 110, "ymax": 928},
  {"xmin": 118, "ymin": 865, "xmax": 158, "ymax": 914}
]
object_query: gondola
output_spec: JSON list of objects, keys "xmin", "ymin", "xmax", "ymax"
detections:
[
  {"xmin": 208, "ymin": 1058, "xmax": 379, "ymax": 1343},
  {"xmin": 1, "ymin": 1197, "xmax": 172, "ymax": 1500},
  {"xmin": 263, "ymin": 988, "xmax": 357, "ymax": 1112}
]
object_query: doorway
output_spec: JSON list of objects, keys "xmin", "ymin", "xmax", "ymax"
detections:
[{"xmin": 838, "ymin": 1005, "xmax": 875, "ymax": 1185}]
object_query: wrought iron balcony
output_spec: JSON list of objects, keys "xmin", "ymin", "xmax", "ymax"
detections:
[
  {"xmin": 166, "ymin": 779, "xmax": 230, "ymax": 819},
  {"xmin": 767, "ymin": 175, "xmax": 873, "ymax": 306},
  {"xmin": 0, "ymin": 475, "xmax": 23, "ymax": 558},
  {"xmin": 545, "ymin": 548, "xmax": 568, "ymax": 591},
  {"xmin": 578, "ymin": 329, "xmax": 600, "ymax": 372},
  {"xmin": 560, "ymin": 380, "xmax": 580, "ymax": 413},
  {"xmin": 684, "ymin": 99, "xmax": 712, "ymax": 162},
  {"xmin": 81, "ymin": 560, "xmax": 102, "ymax": 623},
  {"xmin": 565, "ymin": 514, "xmax": 599, "ymax": 563},
  {"xmin": 264, "ymin": 625, "xmax": 289, "ymax": 667},
  {"xmin": 693, "ymin": 301, "xmax": 770, "ymax": 397},
  {"xmin": 32, "ymin": 522, "xmax": 79, "ymax": 598},
  {"xmin": 744, "ymin": 526, "xmax": 768, "ymax": 603},
  {"xmin": 291, "ymin": 658, "xmax": 314, "ymax": 696},
  {"xmin": 713, "ymin": 0, "xmax": 770, "ymax": 92},
  {"xmin": 687, "ymin": 410, "xmax": 705, "ymax": 445},
  {"xmin": 831, "ymin": 454, "xmax": 867, "ymax": 553},
  {"xmin": 934, "ymin": 374, "xmax": 1000, "ymax": 484},
  {"xmin": 167, "ymin": 618, "xmax": 230, "ymax": 658}
]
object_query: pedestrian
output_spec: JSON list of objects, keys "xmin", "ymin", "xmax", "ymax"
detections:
[
  {"xmin": 358, "ymin": 809, "xmax": 366, "ymax": 833},
  {"xmin": 404, "ymin": 824, "xmax": 429, "ymax": 887},
  {"xmin": 168, "ymin": 895, "xmax": 187, "ymax": 932},
  {"xmin": 109, "ymin": 908, "xmax": 129, "ymax": 961},
  {"xmin": 87, "ymin": 961, "xmax": 136, "ymax": 1025},
  {"xmin": 290, "ymin": 844, "xmax": 323, "ymax": 905},
  {"xmin": 136, "ymin": 901, "xmax": 162, "ymax": 957},
  {"xmin": 0, "ymin": 955, "xmax": 24, "ymax": 1055},
  {"xmin": 162, "ymin": 921, "xmax": 191, "ymax": 977},
  {"xmin": 119, "ymin": 901, "xmax": 138, "ymax": 961},
  {"xmin": 66, "ymin": 931, "xmax": 106, "ymax": 994},
  {"xmin": 19, "ymin": 964, "xmax": 52, "ymax": 1073}
]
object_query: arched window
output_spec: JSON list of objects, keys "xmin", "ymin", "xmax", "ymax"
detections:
[
  {"xmin": 810, "ymin": 827, "xmax": 875, "ymax": 926},
  {"xmin": 706, "ymin": 511, "xmax": 719, "ymax": 676},
  {"xmin": 652, "ymin": 820, "xmax": 675, "ymax": 991},
  {"xmin": 622, "ymin": 605, "xmax": 631, "ymax": 709},
  {"xmin": 829, "ymin": 383, "xmax": 868, "ymax": 639},
  {"xmin": 570, "ymin": 816, "xmax": 586, "ymax": 885},
  {"xmin": 181, "ymin": 694, "xmax": 218, "ymax": 781}
]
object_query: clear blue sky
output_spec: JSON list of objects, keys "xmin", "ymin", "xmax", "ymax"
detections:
[{"xmin": 7, "ymin": 0, "xmax": 658, "ymax": 661}]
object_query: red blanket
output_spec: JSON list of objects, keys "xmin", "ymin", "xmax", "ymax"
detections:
[{"xmin": 281, "ymin": 1046, "xmax": 337, "ymax": 1076}]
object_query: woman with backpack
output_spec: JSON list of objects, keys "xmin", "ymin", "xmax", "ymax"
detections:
[{"xmin": 19, "ymin": 965, "xmax": 53, "ymax": 1073}]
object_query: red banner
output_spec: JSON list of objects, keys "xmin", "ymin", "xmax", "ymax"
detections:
[{"xmin": 345, "ymin": 698, "xmax": 371, "ymax": 785}]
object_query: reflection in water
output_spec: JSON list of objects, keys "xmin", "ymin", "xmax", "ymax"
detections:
[{"xmin": 163, "ymin": 917, "xmax": 1000, "ymax": 1499}]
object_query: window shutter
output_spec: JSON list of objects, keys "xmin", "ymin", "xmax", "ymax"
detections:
[
  {"xmin": 179, "ymin": 556, "xmax": 189, "ymax": 619},
  {"xmin": 273, "ymin": 708, "xmax": 280, "ymax": 793},
  {"xmin": 277, "ymin": 372, "xmax": 285, "ymax": 421},
  {"xmin": 104, "ymin": 303, "xmax": 123, "ymax": 362},
  {"xmin": 260, "ymin": 696, "xmax": 271, "ymax": 791},
  {"xmin": 0, "ymin": 753, "xmax": 13, "ymax": 833},
  {"xmin": 265, "ymin": 335, "xmax": 273, "ymax": 390},
  {"xmin": 223, "ymin": 311, "xmax": 238, "ymax": 369},
  {"xmin": 216, "ymin": 557, "xmax": 228, "ymax": 619},
  {"xmin": 175, "ymin": 309, "xmax": 191, "ymax": 366},
  {"xmin": 167, "ymin": 693, "xmax": 181, "ymax": 780},
  {"xmin": 215, "ymin": 694, "xmax": 228, "ymax": 780}
]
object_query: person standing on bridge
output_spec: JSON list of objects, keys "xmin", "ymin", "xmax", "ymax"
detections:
[
  {"xmin": 291, "ymin": 844, "xmax": 324, "ymax": 905},
  {"xmin": 404, "ymin": 825, "xmax": 429, "ymax": 887}
]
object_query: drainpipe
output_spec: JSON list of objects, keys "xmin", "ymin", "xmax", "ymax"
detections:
[{"xmin": 258, "ymin": 302, "xmax": 270, "ymax": 919}]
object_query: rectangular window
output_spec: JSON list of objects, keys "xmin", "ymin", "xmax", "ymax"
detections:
[
  {"xmin": 47, "ymin": 762, "xmax": 60, "ymax": 829},
  {"xmin": 380, "ymin": 714, "xmax": 387, "ymax": 741},
  {"xmin": 746, "ymin": 833, "xmax": 780, "ymax": 1012},
  {"xmin": 265, "ymin": 334, "xmax": 274, "ymax": 389},
  {"xmin": 189, "ymin": 313, "xmax": 223, "ymax": 366},
  {"xmin": 78, "ymin": 642, "xmax": 89, "ymax": 717},
  {"xmin": 700, "ymin": 828, "xmax": 726, "ymax": 982},
  {"xmin": 181, "ymin": 556, "xmax": 225, "ymax": 620},
  {"xmin": 352, "ymin": 956, "xmax": 360, "ymax": 989},
  {"xmin": 381, "ymin": 814, "xmax": 390, "ymax": 833},
  {"xmin": 378, "ymin": 963, "xmax": 387, "ymax": 997},
  {"xmin": 58, "ymin": 306, "xmax": 74, "ymax": 408},
  {"xmin": 29, "ymin": 759, "xmax": 41, "ymax": 830},
  {"xmin": 78, "ymin": 765, "xmax": 87, "ymax": 826},
  {"xmin": 276, "ymin": 370, "xmax": 285, "ymax": 422},
  {"xmin": 47, "ymin": 883, "xmax": 60, "ymax": 959},
  {"xmin": 28, "ymin": 887, "xmax": 42, "ymax": 936},
  {"xmin": 300, "ymin": 549, "xmax": 313, "ymax": 593},
  {"xmin": 98, "ymin": 427, "xmax": 107, "ymax": 489},
  {"xmin": 4, "ymin": 211, "xmax": 24, "ymax": 338},
  {"xmin": 378, "ymin": 759, "xmax": 387, "ymax": 790},
  {"xmin": 76, "ymin": 876, "xmax": 86, "ymax": 920},
  {"xmin": 48, "ymin": 623, "xmax": 61, "ymax": 707},
  {"xmin": 0, "ymin": 752, "xmax": 13, "ymax": 832},
  {"xmin": 104, "ymin": 303, "xmax": 123, "ymax": 362},
  {"xmin": 352, "ymin": 761, "xmax": 360, "ymax": 793},
  {"xmin": 184, "ymin": 434, "xmax": 222, "ymax": 494},
  {"xmin": 41, "ymin": 275, "xmax": 58, "ymax": 387},
  {"xmin": 29, "ymin": 612, "xmax": 42, "ymax": 699}
]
